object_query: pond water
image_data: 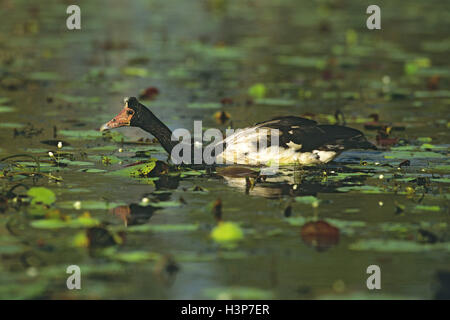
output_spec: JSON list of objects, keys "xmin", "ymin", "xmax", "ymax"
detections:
[{"xmin": 0, "ymin": 0, "xmax": 449, "ymax": 299}]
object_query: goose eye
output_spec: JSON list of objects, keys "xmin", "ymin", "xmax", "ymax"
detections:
[{"xmin": 127, "ymin": 110, "xmax": 134, "ymax": 116}]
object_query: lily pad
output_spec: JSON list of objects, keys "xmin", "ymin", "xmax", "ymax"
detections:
[
  {"xmin": 295, "ymin": 196, "xmax": 321, "ymax": 205},
  {"xmin": 126, "ymin": 224, "xmax": 199, "ymax": 232},
  {"xmin": 384, "ymin": 151, "xmax": 445, "ymax": 159},
  {"xmin": 203, "ymin": 287, "xmax": 274, "ymax": 299},
  {"xmin": 27, "ymin": 187, "xmax": 56, "ymax": 205},
  {"xmin": 0, "ymin": 106, "xmax": 15, "ymax": 113},
  {"xmin": 31, "ymin": 215, "xmax": 100, "ymax": 229},
  {"xmin": 28, "ymin": 72, "xmax": 61, "ymax": 81},
  {"xmin": 248, "ymin": 83, "xmax": 266, "ymax": 99},
  {"xmin": 122, "ymin": 67, "xmax": 149, "ymax": 77},
  {"xmin": 59, "ymin": 130, "xmax": 103, "ymax": 140},
  {"xmin": 0, "ymin": 123, "xmax": 25, "ymax": 128},
  {"xmin": 336, "ymin": 185, "xmax": 384, "ymax": 194},
  {"xmin": 187, "ymin": 102, "xmax": 222, "ymax": 109},
  {"xmin": 413, "ymin": 205, "xmax": 441, "ymax": 212},
  {"xmin": 349, "ymin": 239, "xmax": 450, "ymax": 252},
  {"xmin": 211, "ymin": 222, "xmax": 244, "ymax": 243},
  {"xmin": 113, "ymin": 251, "xmax": 160, "ymax": 263},
  {"xmin": 57, "ymin": 200, "xmax": 125, "ymax": 210}
]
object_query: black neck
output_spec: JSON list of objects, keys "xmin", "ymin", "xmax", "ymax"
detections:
[{"xmin": 139, "ymin": 108, "xmax": 177, "ymax": 155}]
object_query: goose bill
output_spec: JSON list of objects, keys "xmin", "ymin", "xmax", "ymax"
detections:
[{"xmin": 100, "ymin": 108, "xmax": 132, "ymax": 131}]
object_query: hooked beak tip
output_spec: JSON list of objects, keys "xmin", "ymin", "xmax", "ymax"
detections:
[{"xmin": 99, "ymin": 123, "xmax": 110, "ymax": 132}]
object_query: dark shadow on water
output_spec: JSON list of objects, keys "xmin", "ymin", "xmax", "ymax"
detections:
[{"xmin": 215, "ymin": 164, "xmax": 373, "ymax": 199}]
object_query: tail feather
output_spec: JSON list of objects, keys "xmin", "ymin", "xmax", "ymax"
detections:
[{"xmin": 317, "ymin": 125, "xmax": 377, "ymax": 151}]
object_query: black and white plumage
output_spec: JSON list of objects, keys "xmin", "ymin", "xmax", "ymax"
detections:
[
  {"xmin": 100, "ymin": 98, "xmax": 376, "ymax": 166},
  {"xmin": 216, "ymin": 116, "xmax": 376, "ymax": 165}
]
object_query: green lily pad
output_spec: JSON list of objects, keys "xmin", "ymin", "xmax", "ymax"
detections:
[
  {"xmin": 413, "ymin": 205, "xmax": 441, "ymax": 212},
  {"xmin": 28, "ymin": 72, "xmax": 61, "ymax": 81},
  {"xmin": 107, "ymin": 160, "xmax": 157, "ymax": 178},
  {"xmin": 113, "ymin": 251, "xmax": 160, "ymax": 263},
  {"xmin": 31, "ymin": 216, "xmax": 100, "ymax": 229},
  {"xmin": 57, "ymin": 200, "xmax": 125, "ymax": 210},
  {"xmin": 384, "ymin": 151, "xmax": 445, "ymax": 159},
  {"xmin": 349, "ymin": 239, "xmax": 450, "ymax": 252},
  {"xmin": 0, "ymin": 106, "xmax": 15, "ymax": 113},
  {"xmin": 211, "ymin": 222, "xmax": 244, "ymax": 243},
  {"xmin": 203, "ymin": 287, "xmax": 274, "ymax": 299},
  {"xmin": 319, "ymin": 292, "xmax": 417, "ymax": 300},
  {"xmin": 187, "ymin": 102, "xmax": 222, "ymax": 109},
  {"xmin": 122, "ymin": 67, "xmax": 149, "ymax": 77},
  {"xmin": 179, "ymin": 169, "xmax": 205, "ymax": 178},
  {"xmin": 0, "ymin": 123, "xmax": 26, "ymax": 128},
  {"xmin": 126, "ymin": 223, "xmax": 199, "ymax": 232},
  {"xmin": 420, "ymin": 144, "xmax": 448, "ymax": 151},
  {"xmin": 59, "ymin": 130, "xmax": 103, "ymax": 140},
  {"xmin": 27, "ymin": 187, "xmax": 56, "ymax": 205},
  {"xmin": 149, "ymin": 201, "xmax": 182, "ymax": 208},
  {"xmin": 58, "ymin": 159, "xmax": 95, "ymax": 166},
  {"xmin": 277, "ymin": 55, "xmax": 326, "ymax": 69},
  {"xmin": 295, "ymin": 196, "xmax": 320, "ymax": 205},
  {"xmin": 254, "ymin": 98, "xmax": 296, "ymax": 106},
  {"xmin": 430, "ymin": 177, "xmax": 450, "ymax": 183},
  {"xmin": 336, "ymin": 185, "xmax": 384, "ymax": 194},
  {"xmin": 248, "ymin": 83, "xmax": 266, "ymax": 99},
  {"xmin": 53, "ymin": 94, "xmax": 100, "ymax": 104}
]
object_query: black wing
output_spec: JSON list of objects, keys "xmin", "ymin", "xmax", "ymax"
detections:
[{"xmin": 256, "ymin": 116, "xmax": 376, "ymax": 152}]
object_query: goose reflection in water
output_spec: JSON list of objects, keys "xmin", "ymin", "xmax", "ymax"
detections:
[{"xmin": 215, "ymin": 164, "xmax": 372, "ymax": 199}]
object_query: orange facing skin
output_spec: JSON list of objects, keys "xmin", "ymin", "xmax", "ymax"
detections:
[{"xmin": 100, "ymin": 104, "xmax": 134, "ymax": 131}]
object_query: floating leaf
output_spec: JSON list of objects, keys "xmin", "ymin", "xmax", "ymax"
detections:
[
  {"xmin": 187, "ymin": 102, "xmax": 221, "ymax": 109},
  {"xmin": 417, "ymin": 137, "xmax": 432, "ymax": 143},
  {"xmin": 336, "ymin": 185, "xmax": 384, "ymax": 194},
  {"xmin": 277, "ymin": 56, "xmax": 326, "ymax": 69},
  {"xmin": 57, "ymin": 200, "xmax": 125, "ymax": 210},
  {"xmin": 254, "ymin": 98, "xmax": 296, "ymax": 106},
  {"xmin": 149, "ymin": 201, "xmax": 182, "ymax": 208},
  {"xmin": 113, "ymin": 251, "xmax": 161, "ymax": 263},
  {"xmin": 248, "ymin": 83, "xmax": 266, "ymax": 99},
  {"xmin": 203, "ymin": 287, "xmax": 274, "ymax": 299},
  {"xmin": 59, "ymin": 130, "xmax": 103, "ymax": 140},
  {"xmin": 384, "ymin": 150, "xmax": 445, "ymax": 159},
  {"xmin": 27, "ymin": 187, "xmax": 56, "ymax": 205},
  {"xmin": 211, "ymin": 222, "xmax": 244, "ymax": 243},
  {"xmin": 28, "ymin": 72, "xmax": 61, "ymax": 81},
  {"xmin": 122, "ymin": 67, "xmax": 149, "ymax": 77},
  {"xmin": 0, "ymin": 122, "xmax": 25, "ymax": 128},
  {"xmin": 58, "ymin": 159, "xmax": 95, "ymax": 166},
  {"xmin": 31, "ymin": 216, "xmax": 100, "ymax": 229},
  {"xmin": 295, "ymin": 196, "xmax": 320, "ymax": 205},
  {"xmin": 107, "ymin": 160, "xmax": 158, "ymax": 178},
  {"xmin": 349, "ymin": 239, "xmax": 450, "ymax": 252},
  {"xmin": 413, "ymin": 205, "xmax": 441, "ymax": 212},
  {"xmin": 53, "ymin": 94, "xmax": 100, "ymax": 104},
  {"xmin": 0, "ymin": 106, "xmax": 15, "ymax": 113},
  {"xmin": 430, "ymin": 177, "xmax": 450, "ymax": 183},
  {"xmin": 126, "ymin": 224, "xmax": 198, "ymax": 232}
]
